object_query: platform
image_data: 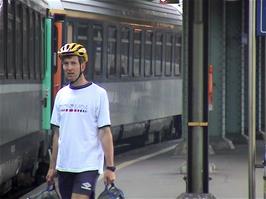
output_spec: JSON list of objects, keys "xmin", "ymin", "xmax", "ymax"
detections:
[{"xmin": 21, "ymin": 139, "xmax": 265, "ymax": 199}]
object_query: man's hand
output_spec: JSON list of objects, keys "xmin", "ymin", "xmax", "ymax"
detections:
[
  {"xmin": 103, "ymin": 170, "xmax": 116, "ymax": 185},
  {"xmin": 46, "ymin": 168, "xmax": 57, "ymax": 185}
]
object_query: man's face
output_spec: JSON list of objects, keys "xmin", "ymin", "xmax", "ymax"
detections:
[{"xmin": 62, "ymin": 56, "xmax": 85, "ymax": 82}]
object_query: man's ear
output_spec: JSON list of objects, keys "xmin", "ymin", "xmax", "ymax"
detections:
[{"xmin": 81, "ymin": 62, "xmax": 87, "ymax": 72}]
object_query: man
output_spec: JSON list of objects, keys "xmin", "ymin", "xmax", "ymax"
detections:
[{"xmin": 46, "ymin": 43, "xmax": 116, "ymax": 199}]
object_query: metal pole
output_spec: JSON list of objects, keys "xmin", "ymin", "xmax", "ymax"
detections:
[
  {"xmin": 189, "ymin": 0, "xmax": 204, "ymax": 192},
  {"xmin": 248, "ymin": 0, "xmax": 256, "ymax": 198},
  {"xmin": 178, "ymin": 0, "xmax": 215, "ymax": 197},
  {"xmin": 187, "ymin": 0, "xmax": 209, "ymax": 193}
]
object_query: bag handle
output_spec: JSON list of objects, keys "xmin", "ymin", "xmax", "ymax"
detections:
[
  {"xmin": 105, "ymin": 182, "xmax": 116, "ymax": 189},
  {"xmin": 47, "ymin": 184, "xmax": 61, "ymax": 197},
  {"xmin": 104, "ymin": 183, "xmax": 116, "ymax": 196}
]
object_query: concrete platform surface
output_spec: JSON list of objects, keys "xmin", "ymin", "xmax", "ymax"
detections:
[{"xmin": 21, "ymin": 139, "xmax": 265, "ymax": 199}]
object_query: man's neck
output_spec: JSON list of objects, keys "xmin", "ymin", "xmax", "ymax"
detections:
[{"xmin": 70, "ymin": 75, "xmax": 89, "ymax": 87}]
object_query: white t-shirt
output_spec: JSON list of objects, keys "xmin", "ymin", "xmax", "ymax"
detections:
[{"xmin": 50, "ymin": 82, "xmax": 111, "ymax": 174}]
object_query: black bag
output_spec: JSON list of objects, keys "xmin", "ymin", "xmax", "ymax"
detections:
[
  {"xmin": 97, "ymin": 183, "xmax": 125, "ymax": 199},
  {"xmin": 26, "ymin": 185, "xmax": 60, "ymax": 199}
]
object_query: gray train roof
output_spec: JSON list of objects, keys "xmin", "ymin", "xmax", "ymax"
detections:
[
  {"xmin": 18, "ymin": 0, "xmax": 48, "ymax": 15},
  {"xmin": 48, "ymin": 0, "xmax": 182, "ymax": 26}
]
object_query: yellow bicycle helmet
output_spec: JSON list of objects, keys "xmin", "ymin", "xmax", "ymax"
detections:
[{"xmin": 58, "ymin": 43, "xmax": 88, "ymax": 63}]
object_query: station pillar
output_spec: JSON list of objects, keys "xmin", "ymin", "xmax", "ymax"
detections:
[{"xmin": 177, "ymin": 0, "xmax": 215, "ymax": 198}]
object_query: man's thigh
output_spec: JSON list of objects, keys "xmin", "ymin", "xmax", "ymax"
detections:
[
  {"xmin": 57, "ymin": 171, "xmax": 75, "ymax": 199},
  {"xmin": 72, "ymin": 170, "xmax": 99, "ymax": 199}
]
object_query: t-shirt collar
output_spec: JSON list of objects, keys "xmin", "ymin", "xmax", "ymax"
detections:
[{"xmin": 69, "ymin": 82, "xmax": 92, "ymax": 90}]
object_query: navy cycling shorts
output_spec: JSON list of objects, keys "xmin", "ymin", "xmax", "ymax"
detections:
[{"xmin": 57, "ymin": 170, "xmax": 99, "ymax": 199}]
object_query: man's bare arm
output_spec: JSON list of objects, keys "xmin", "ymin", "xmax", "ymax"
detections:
[
  {"xmin": 99, "ymin": 126, "xmax": 116, "ymax": 184},
  {"xmin": 46, "ymin": 126, "xmax": 59, "ymax": 184},
  {"xmin": 50, "ymin": 126, "xmax": 59, "ymax": 169},
  {"xmin": 99, "ymin": 126, "xmax": 114, "ymax": 167}
]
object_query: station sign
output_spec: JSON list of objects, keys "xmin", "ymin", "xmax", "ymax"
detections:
[{"xmin": 257, "ymin": 0, "xmax": 266, "ymax": 36}]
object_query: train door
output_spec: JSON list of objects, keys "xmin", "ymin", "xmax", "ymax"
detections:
[
  {"xmin": 42, "ymin": 18, "xmax": 52, "ymax": 130},
  {"xmin": 52, "ymin": 21, "xmax": 63, "ymax": 100}
]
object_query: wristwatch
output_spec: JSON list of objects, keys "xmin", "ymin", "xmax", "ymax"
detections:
[{"xmin": 106, "ymin": 166, "xmax": 116, "ymax": 172}]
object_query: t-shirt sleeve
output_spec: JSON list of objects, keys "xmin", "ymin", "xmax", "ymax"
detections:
[
  {"xmin": 50, "ymin": 93, "xmax": 60, "ymax": 127},
  {"xmin": 97, "ymin": 90, "xmax": 111, "ymax": 128}
]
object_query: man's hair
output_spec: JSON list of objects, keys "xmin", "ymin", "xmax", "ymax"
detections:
[{"xmin": 61, "ymin": 55, "xmax": 86, "ymax": 64}]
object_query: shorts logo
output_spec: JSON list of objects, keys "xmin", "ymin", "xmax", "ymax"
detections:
[{"xmin": 81, "ymin": 182, "xmax": 92, "ymax": 190}]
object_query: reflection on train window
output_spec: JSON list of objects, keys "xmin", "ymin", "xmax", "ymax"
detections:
[
  {"xmin": 7, "ymin": 0, "xmax": 15, "ymax": 78},
  {"xmin": 174, "ymin": 35, "xmax": 181, "ymax": 75},
  {"xmin": 1, "ymin": 0, "xmax": 44, "ymax": 81},
  {"xmin": 77, "ymin": 23, "xmax": 88, "ymax": 50},
  {"xmin": 23, "ymin": 6, "xmax": 29, "ymax": 79},
  {"xmin": 16, "ymin": 3, "xmax": 23, "ymax": 79},
  {"xmin": 29, "ymin": 10, "xmax": 35, "ymax": 79},
  {"xmin": 53, "ymin": 24, "xmax": 58, "ymax": 74},
  {"xmin": 0, "ymin": 0, "xmax": 4, "ymax": 78},
  {"xmin": 133, "ymin": 29, "xmax": 141, "ymax": 77},
  {"xmin": 165, "ymin": 33, "xmax": 173, "ymax": 76},
  {"xmin": 144, "ymin": 31, "xmax": 152, "ymax": 77},
  {"xmin": 155, "ymin": 32, "xmax": 163, "ymax": 76},
  {"xmin": 107, "ymin": 26, "xmax": 117, "ymax": 77},
  {"xmin": 120, "ymin": 27, "xmax": 130, "ymax": 77},
  {"xmin": 34, "ymin": 13, "xmax": 40, "ymax": 79},
  {"xmin": 40, "ymin": 16, "xmax": 44, "ymax": 80},
  {"xmin": 92, "ymin": 25, "xmax": 103, "ymax": 77},
  {"xmin": 76, "ymin": 23, "xmax": 88, "ymax": 79}
]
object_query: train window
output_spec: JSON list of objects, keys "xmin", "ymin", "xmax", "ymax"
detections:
[
  {"xmin": 29, "ymin": 10, "xmax": 35, "ymax": 79},
  {"xmin": 144, "ymin": 31, "xmax": 153, "ymax": 77},
  {"xmin": 174, "ymin": 34, "xmax": 181, "ymax": 75},
  {"xmin": 92, "ymin": 24, "xmax": 103, "ymax": 77},
  {"xmin": 15, "ymin": 2, "xmax": 23, "ymax": 79},
  {"xmin": 52, "ymin": 24, "xmax": 58, "ymax": 74},
  {"xmin": 77, "ymin": 23, "xmax": 88, "ymax": 49},
  {"xmin": 77, "ymin": 23, "xmax": 89, "ymax": 79},
  {"xmin": 165, "ymin": 33, "xmax": 173, "ymax": 76},
  {"xmin": 120, "ymin": 27, "xmax": 130, "ymax": 77},
  {"xmin": 155, "ymin": 32, "xmax": 163, "ymax": 76},
  {"xmin": 133, "ymin": 29, "xmax": 141, "ymax": 77},
  {"xmin": 0, "ymin": 0, "xmax": 4, "ymax": 78},
  {"xmin": 107, "ymin": 26, "xmax": 117, "ymax": 77},
  {"xmin": 7, "ymin": 0, "xmax": 15, "ymax": 79},
  {"xmin": 34, "ymin": 13, "xmax": 40, "ymax": 80},
  {"xmin": 40, "ymin": 17, "xmax": 44, "ymax": 80},
  {"xmin": 22, "ymin": 6, "xmax": 29, "ymax": 79}
]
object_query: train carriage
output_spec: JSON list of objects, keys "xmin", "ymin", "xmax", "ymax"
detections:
[
  {"xmin": 48, "ymin": 0, "xmax": 183, "ymax": 145},
  {"xmin": 0, "ymin": 0, "xmax": 51, "ymax": 194}
]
